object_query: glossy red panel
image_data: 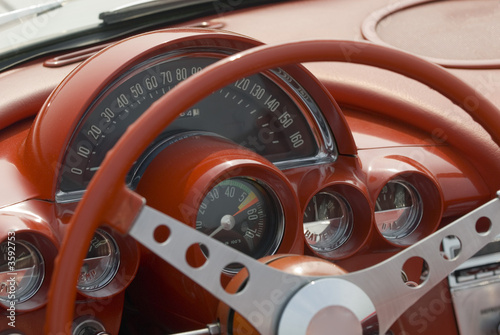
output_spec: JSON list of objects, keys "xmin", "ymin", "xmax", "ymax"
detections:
[{"xmin": 0, "ymin": 1, "xmax": 498, "ymax": 334}]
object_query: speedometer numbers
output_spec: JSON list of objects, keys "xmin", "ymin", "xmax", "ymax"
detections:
[
  {"xmin": 196, "ymin": 178, "xmax": 283, "ymax": 273},
  {"xmin": 58, "ymin": 54, "xmax": 320, "ymax": 198}
]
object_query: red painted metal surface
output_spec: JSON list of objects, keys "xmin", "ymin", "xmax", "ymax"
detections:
[{"xmin": 0, "ymin": 1, "xmax": 497, "ymax": 334}]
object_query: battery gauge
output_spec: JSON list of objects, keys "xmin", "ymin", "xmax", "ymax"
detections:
[{"xmin": 303, "ymin": 192, "xmax": 353, "ymax": 253}]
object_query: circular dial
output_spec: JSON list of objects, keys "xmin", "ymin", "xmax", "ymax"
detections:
[
  {"xmin": 77, "ymin": 229, "xmax": 120, "ymax": 291},
  {"xmin": 303, "ymin": 192, "xmax": 353, "ymax": 253},
  {"xmin": 0, "ymin": 240, "xmax": 44, "ymax": 304},
  {"xmin": 196, "ymin": 178, "xmax": 283, "ymax": 271},
  {"xmin": 59, "ymin": 53, "xmax": 319, "ymax": 196},
  {"xmin": 374, "ymin": 180, "xmax": 423, "ymax": 239}
]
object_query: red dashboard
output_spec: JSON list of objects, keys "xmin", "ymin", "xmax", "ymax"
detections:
[{"xmin": 0, "ymin": 1, "xmax": 499, "ymax": 334}]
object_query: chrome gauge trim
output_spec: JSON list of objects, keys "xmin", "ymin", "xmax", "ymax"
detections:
[
  {"xmin": 303, "ymin": 191, "xmax": 354, "ymax": 253},
  {"xmin": 196, "ymin": 177, "xmax": 285, "ymax": 275},
  {"xmin": 273, "ymin": 152, "xmax": 335, "ymax": 171},
  {"xmin": 128, "ymin": 131, "xmax": 226, "ymax": 189},
  {"xmin": 55, "ymin": 47, "xmax": 337, "ymax": 203},
  {"xmin": 72, "ymin": 317, "xmax": 106, "ymax": 335},
  {"xmin": 269, "ymin": 67, "xmax": 337, "ymax": 167},
  {"xmin": 77, "ymin": 229, "xmax": 120, "ymax": 292},
  {"xmin": 0, "ymin": 240, "xmax": 45, "ymax": 304},
  {"xmin": 375, "ymin": 180, "xmax": 423, "ymax": 240}
]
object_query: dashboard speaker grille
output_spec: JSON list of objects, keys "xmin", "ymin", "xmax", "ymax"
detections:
[{"xmin": 362, "ymin": 0, "xmax": 500, "ymax": 68}]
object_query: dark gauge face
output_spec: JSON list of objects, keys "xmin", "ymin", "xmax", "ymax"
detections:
[
  {"xmin": 196, "ymin": 178, "xmax": 283, "ymax": 272},
  {"xmin": 58, "ymin": 54, "xmax": 319, "ymax": 196},
  {"xmin": 374, "ymin": 180, "xmax": 423, "ymax": 240},
  {"xmin": 303, "ymin": 192, "xmax": 353, "ymax": 253},
  {"xmin": 78, "ymin": 229, "xmax": 120, "ymax": 291},
  {"xmin": 0, "ymin": 240, "xmax": 44, "ymax": 304}
]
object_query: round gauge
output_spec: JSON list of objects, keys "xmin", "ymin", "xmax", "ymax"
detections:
[
  {"xmin": 196, "ymin": 178, "xmax": 283, "ymax": 272},
  {"xmin": 0, "ymin": 240, "xmax": 44, "ymax": 304},
  {"xmin": 77, "ymin": 229, "xmax": 120, "ymax": 291},
  {"xmin": 374, "ymin": 180, "xmax": 423, "ymax": 240},
  {"xmin": 58, "ymin": 53, "xmax": 321, "ymax": 197},
  {"xmin": 303, "ymin": 192, "xmax": 353, "ymax": 253}
]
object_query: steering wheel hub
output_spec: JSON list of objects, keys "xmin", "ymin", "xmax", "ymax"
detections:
[{"xmin": 278, "ymin": 278, "xmax": 375, "ymax": 335}]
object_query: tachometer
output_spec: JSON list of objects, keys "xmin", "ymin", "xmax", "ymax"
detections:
[
  {"xmin": 196, "ymin": 177, "xmax": 283, "ymax": 273},
  {"xmin": 58, "ymin": 53, "xmax": 324, "ymax": 199}
]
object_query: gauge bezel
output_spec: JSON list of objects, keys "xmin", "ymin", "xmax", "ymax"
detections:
[
  {"xmin": 55, "ymin": 49, "xmax": 332, "ymax": 200},
  {"xmin": 135, "ymin": 134, "xmax": 303, "ymax": 271},
  {"xmin": 196, "ymin": 176, "xmax": 285, "ymax": 274},
  {"xmin": 372, "ymin": 172, "xmax": 443, "ymax": 246},
  {"xmin": 301, "ymin": 182, "xmax": 372, "ymax": 260},
  {"xmin": 0, "ymin": 240, "xmax": 44, "ymax": 305},
  {"xmin": 77, "ymin": 227, "xmax": 139, "ymax": 299},
  {"xmin": 0, "ymin": 226, "xmax": 58, "ymax": 312},
  {"xmin": 33, "ymin": 30, "xmax": 344, "ymax": 204},
  {"xmin": 375, "ymin": 180, "xmax": 423, "ymax": 240},
  {"xmin": 76, "ymin": 229, "xmax": 120, "ymax": 292},
  {"xmin": 303, "ymin": 191, "xmax": 354, "ymax": 253}
]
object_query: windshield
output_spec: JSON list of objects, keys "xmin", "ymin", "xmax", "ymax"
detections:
[
  {"xmin": 0, "ymin": 0, "xmax": 129, "ymax": 55},
  {"xmin": 0, "ymin": 0, "xmax": 277, "ymax": 70}
]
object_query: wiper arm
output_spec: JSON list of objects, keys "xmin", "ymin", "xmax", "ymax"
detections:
[
  {"xmin": 99, "ymin": 0, "xmax": 214, "ymax": 25},
  {"xmin": 0, "ymin": 0, "xmax": 64, "ymax": 26}
]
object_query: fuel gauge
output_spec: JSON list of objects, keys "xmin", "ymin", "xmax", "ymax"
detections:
[
  {"xmin": 78, "ymin": 229, "xmax": 120, "ymax": 291},
  {"xmin": 375, "ymin": 180, "xmax": 423, "ymax": 240},
  {"xmin": 0, "ymin": 240, "xmax": 44, "ymax": 304}
]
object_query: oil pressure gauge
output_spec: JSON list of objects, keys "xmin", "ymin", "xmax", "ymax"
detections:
[
  {"xmin": 375, "ymin": 180, "xmax": 423, "ymax": 240},
  {"xmin": 303, "ymin": 192, "xmax": 353, "ymax": 253}
]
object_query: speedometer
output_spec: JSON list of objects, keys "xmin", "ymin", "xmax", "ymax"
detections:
[{"xmin": 58, "ymin": 52, "xmax": 329, "ymax": 199}]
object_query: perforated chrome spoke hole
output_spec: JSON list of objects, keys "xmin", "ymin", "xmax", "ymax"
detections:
[
  {"xmin": 440, "ymin": 235, "xmax": 461, "ymax": 261},
  {"xmin": 222, "ymin": 263, "xmax": 248, "ymax": 294},
  {"xmin": 476, "ymin": 216, "xmax": 492, "ymax": 235},
  {"xmin": 186, "ymin": 243, "xmax": 208, "ymax": 268},
  {"xmin": 402, "ymin": 256, "xmax": 429, "ymax": 288},
  {"xmin": 153, "ymin": 224, "xmax": 170, "ymax": 244}
]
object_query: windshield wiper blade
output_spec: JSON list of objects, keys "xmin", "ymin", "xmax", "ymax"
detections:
[
  {"xmin": 0, "ymin": 0, "xmax": 64, "ymax": 26},
  {"xmin": 99, "ymin": 0, "xmax": 214, "ymax": 25}
]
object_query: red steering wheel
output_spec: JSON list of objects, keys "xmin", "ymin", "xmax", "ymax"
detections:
[{"xmin": 45, "ymin": 38, "xmax": 500, "ymax": 334}]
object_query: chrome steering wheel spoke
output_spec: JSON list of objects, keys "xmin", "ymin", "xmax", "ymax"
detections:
[
  {"xmin": 344, "ymin": 193, "xmax": 500, "ymax": 333},
  {"xmin": 130, "ymin": 193, "xmax": 500, "ymax": 335},
  {"xmin": 129, "ymin": 205, "xmax": 312, "ymax": 335}
]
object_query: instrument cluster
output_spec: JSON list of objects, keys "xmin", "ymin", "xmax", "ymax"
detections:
[{"xmin": 0, "ymin": 28, "xmax": 463, "ymax": 332}]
